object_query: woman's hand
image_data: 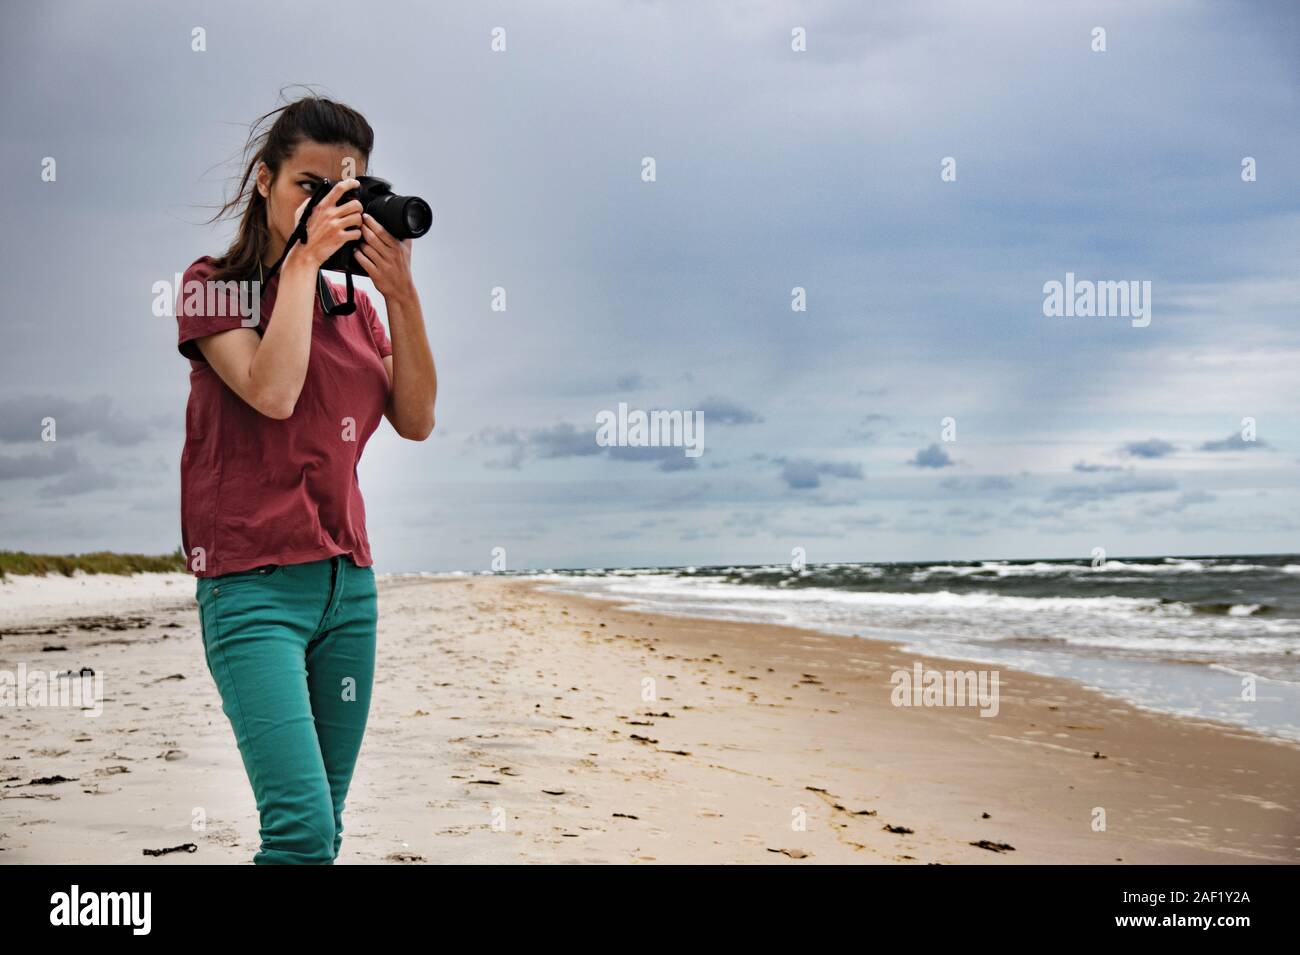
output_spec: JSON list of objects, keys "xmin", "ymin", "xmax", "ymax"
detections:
[
  {"xmin": 292, "ymin": 178, "xmax": 363, "ymax": 270},
  {"xmin": 355, "ymin": 213, "xmax": 416, "ymax": 303}
]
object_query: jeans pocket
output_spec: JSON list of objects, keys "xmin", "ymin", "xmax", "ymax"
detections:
[{"xmin": 211, "ymin": 563, "xmax": 283, "ymax": 593}]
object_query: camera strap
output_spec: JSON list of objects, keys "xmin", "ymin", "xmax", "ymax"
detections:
[
  {"xmin": 256, "ymin": 185, "xmax": 357, "ymax": 317},
  {"xmin": 326, "ymin": 268, "xmax": 357, "ymax": 316}
]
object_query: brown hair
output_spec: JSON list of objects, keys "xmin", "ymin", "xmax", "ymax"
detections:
[{"xmin": 205, "ymin": 91, "xmax": 374, "ymax": 283}]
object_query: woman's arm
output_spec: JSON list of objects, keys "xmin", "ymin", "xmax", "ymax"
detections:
[
  {"xmin": 378, "ymin": 290, "xmax": 437, "ymax": 440},
  {"xmin": 196, "ymin": 246, "xmax": 316, "ymax": 418},
  {"xmin": 357, "ymin": 214, "xmax": 437, "ymax": 441},
  {"xmin": 195, "ymin": 179, "xmax": 364, "ymax": 419}
]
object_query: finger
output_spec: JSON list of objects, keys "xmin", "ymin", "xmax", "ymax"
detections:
[
  {"xmin": 353, "ymin": 247, "xmax": 378, "ymax": 272},
  {"xmin": 327, "ymin": 178, "xmax": 361, "ymax": 201},
  {"xmin": 360, "ymin": 222, "xmax": 394, "ymax": 255},
  {"xmin": 362, "ymin": 214, "xmax": 398, "ymax": 248}
]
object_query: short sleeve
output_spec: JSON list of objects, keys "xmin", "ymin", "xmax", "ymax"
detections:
[
  {"xmin": 176, "ymin": 257, "xmax": 261, "ymax": 363},
  {"xmin": 358, "ymin": 289, "xmax": 393, "ymax": 359}
]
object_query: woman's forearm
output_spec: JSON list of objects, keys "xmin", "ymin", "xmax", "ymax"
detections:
[
  {"xmin": 248, "ymin": 248, "xmax": 318, "ymax": 417},
  {"xmin": 384, "ymin": 288, "xmax": 437, "ymax": 440}
]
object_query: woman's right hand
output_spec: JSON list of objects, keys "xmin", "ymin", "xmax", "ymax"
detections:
[{"xmin": 291, "ymin": 178, "xmax": 364, "ymax": 269}]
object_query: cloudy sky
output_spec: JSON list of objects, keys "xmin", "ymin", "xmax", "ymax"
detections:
[{"xmin": 1, "ymin": 0, "xmax": 1297, "ymax": 572}]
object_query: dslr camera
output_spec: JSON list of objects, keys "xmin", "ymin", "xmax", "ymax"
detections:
[{"xmin": 308, "ymin": 175, "xmax": 432, "ymax": 276}]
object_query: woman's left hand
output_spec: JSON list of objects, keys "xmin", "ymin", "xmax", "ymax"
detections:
[{"xmin": 355, "ymin": 214, "xmax": 416, "ymax": 304}]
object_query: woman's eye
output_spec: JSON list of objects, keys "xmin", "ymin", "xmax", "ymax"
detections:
[{"xmin": 299, "ymin": 181, "xmax": 315, "ymax": 192}]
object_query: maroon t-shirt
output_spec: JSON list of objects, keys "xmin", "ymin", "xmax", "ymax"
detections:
[{"xmin": 176, "ymin": 255, "xmax": 392, "ymax": 577}]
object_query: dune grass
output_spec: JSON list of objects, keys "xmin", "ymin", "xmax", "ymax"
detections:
[{"xmin": 0, "ymin": 549, "xmax": 187, "ymax": 579}]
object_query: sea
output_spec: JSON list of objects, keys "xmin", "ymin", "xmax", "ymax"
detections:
[{"xmin": 527, "ymin": 554, "xmax": 1300, "ymax": 742}]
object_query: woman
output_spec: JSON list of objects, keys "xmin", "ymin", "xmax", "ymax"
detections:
[{"xmin": 175, "ymin": 95, "xmax": 437, "ymax": 864}]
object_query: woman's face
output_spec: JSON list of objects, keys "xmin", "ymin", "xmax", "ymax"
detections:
[{"xmin": 256, "ymin": 139, "xmax": 367, "ymax": 259}]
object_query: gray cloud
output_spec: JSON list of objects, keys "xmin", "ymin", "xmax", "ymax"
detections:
[
  {"xmin": 469, "ymin": 428, "xmax": 528, "ymax": 470},
  {"xmin": 39, "ymin": 464, "xmax": 118, "ymax": 499},
  {"xmin": 847, "ymin": 414, "xmax": 889, "ymax": 443},
  {"xmin": 468, "ymin": 397, "xmax": 756, "ymax": 472},
  {"xmin": 1047, "ymin": 474, "xmax": 1179, "ymax": 505},
  {"xmin": 777, "ymin": 457, "xmax": 864, "ymax": 490},
  {"xmin": 1201, "ymin": 433, "xmax": 1271, "ymax": 451},
  {"xmin": 471, "ymin": 420, "xmax": 700, "ymax": 472},
  {"xmin": 941, "ymin": 475, "xmax": 1014, "ymax": 492},
  {"xmin": 532, "ymin": 423, "xmax": 604, "ymax": 459},
  {"xmin": 0, "ymin": 395, "xmax": 151, "ymax": 446},
  {"xmin": 0, "ymin": 445, "xmax": 79, "ymax": 480},
  {"xmin": 1147, "ymin": 489, "xmax": 1218, "ymax": 515},
  {"xmin": 1120, "ymin": 438, "xmax": 1178, "ymax": 459},
  {"xmin": 608, "ymin": 445, "xmax": 699, "ymax": 472},
  {"xmin": 696, "ymin": 396, "xmax": 763, "ymax": 426},
  {"xmin": 908, "ymin": 443, "xmax": 955, "ymax": 469}
]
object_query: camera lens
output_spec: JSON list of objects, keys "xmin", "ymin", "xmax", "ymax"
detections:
[
  {"xmin": 402, "ymin": 198, "xmax": 432, "ymax": 238},
  {"xmin": 365, "ymin": 190, "xmax": 432, "ymax": 240}
]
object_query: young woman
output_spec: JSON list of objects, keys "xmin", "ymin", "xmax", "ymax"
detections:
[{"xmin": 175, "ymin": 95, "xmax": 437, "ymax": 864}]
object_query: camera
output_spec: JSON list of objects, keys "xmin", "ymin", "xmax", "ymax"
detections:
[{"xmin": 310, "ymin": 175, "xmax": 432, "ymax": 276}]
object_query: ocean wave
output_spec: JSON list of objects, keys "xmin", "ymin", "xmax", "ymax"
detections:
[
  {"xmin": 906, "ymin": 559, "xmax": 1282, "ymax": 579},
  {"xmin": 533, "ymin": 572, "xmax": 1300, "ymax": 657},
  {"xmin": 584, "ymin": 575, "xmax": 1248, "ymax": 619},
  {"xmin": 1206, "ymin": 662, "xmax": 1300, "ymax": 686},
  {"xmin": 1188, "ymin": 602, "xmax": 1267, "ymax": 616}
]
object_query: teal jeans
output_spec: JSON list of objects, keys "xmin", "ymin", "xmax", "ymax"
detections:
[{"xmin": 196, "ymin": 555, "xmax": 377, "ymax": 865}]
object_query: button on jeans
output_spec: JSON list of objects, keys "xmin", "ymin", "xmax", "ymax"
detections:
[{"xmin": 196, "ymin": 555, "xmax": 377, "ymax": 864}]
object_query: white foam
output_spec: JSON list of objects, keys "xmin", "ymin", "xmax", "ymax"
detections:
[{"xmin": 532, "ymin": 573, "xmax": 1300, "ymax": 660}]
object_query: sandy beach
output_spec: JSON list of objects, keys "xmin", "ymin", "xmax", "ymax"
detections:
[{"xmin": 1, "ymin": 573, "xmax": 1296, "ymax": 864}]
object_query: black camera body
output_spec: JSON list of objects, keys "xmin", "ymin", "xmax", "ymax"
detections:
[{"xmin": 311, "ymin": 175, "xmax": 432, "ymax": 276}]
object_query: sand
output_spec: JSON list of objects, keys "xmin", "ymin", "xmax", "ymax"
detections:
[{"xmin": 1, "ymin": 573, "xmax": 1296, "ymax": 864}]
